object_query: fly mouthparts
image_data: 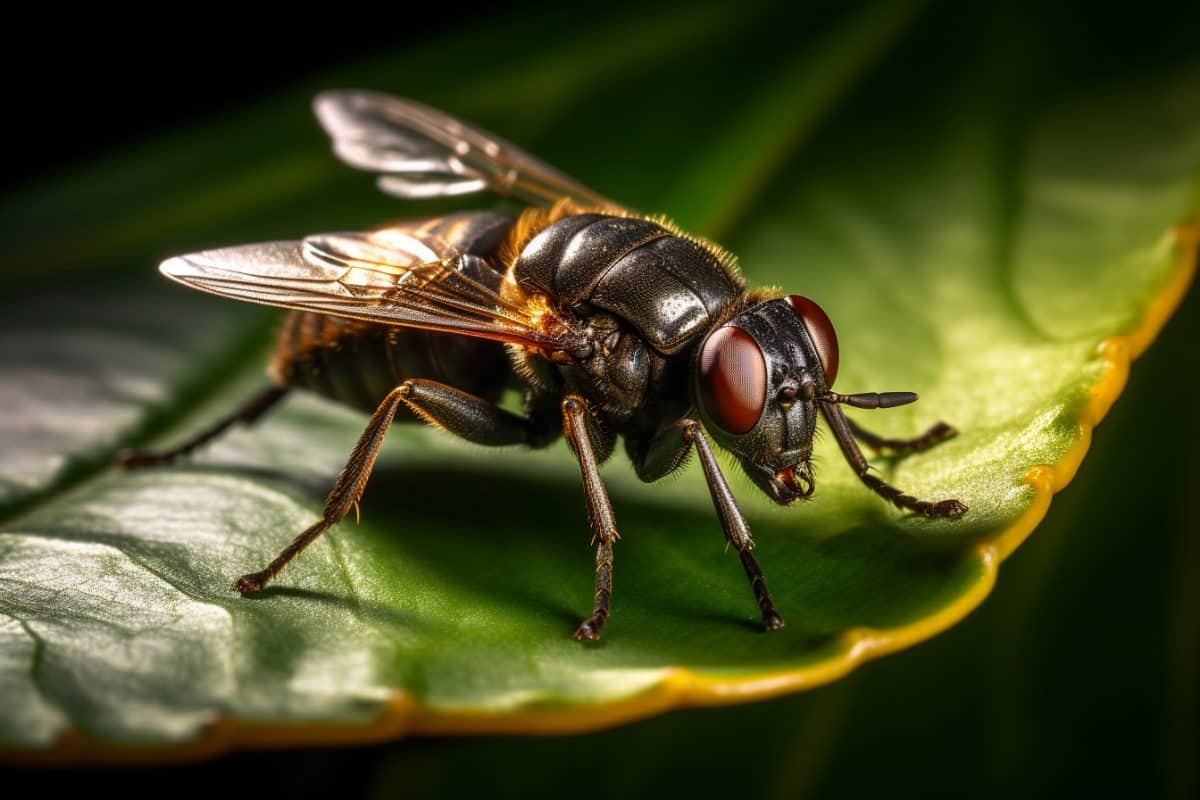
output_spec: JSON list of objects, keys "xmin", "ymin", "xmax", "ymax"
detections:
[{"xmin": 777, "ymin": 464, "xmax": 814, "ymax": 499}]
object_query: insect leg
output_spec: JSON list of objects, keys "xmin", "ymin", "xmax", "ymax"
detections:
[
  {"xmin": 561, "ymin": 395, "xmax": 619, "ymax": 641},
  {"xmin": 821, "ymin": 402, "xmax": 967, "ymax": 518},
  {"xmin": 118, "ymin": 384, "xmax": 288, "ymax": 469},
  {"xmin": 683, "ymin": 422, "xmax": 785, "ymax": 631},
  {"xmin": 397, "ymin": 378, "xmax": 547, "ymax": 445},
  {"xmin": 234, "ymin": 379, "xmax": 546, "ymax": 593},
  {"xmin": 846, "ymin": 417, "xmax": 957, "ymax": 458}
]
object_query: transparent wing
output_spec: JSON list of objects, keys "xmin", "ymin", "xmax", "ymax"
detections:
[
  {"xmin": 159, "ymin": 224, "xmax": 580, "ymax": 351},
  {"xmin": 314, "ymin": 89, "xmax": 618, "ymax": 209}
]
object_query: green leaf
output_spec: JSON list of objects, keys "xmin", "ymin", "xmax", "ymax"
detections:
[{"xmin": 1, "ymin": 1, "xmax": 1196, "ymax": 759}]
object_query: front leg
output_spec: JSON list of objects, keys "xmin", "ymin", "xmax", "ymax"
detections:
[
  {"xmin": 628, "ymin": 421, "xmax": 784, "ymax": 631},
  {"xmin": 561, "ymin": 395, "xmax": 619, "ymax": 641},
  {"xmin": 846, "ymin": 417, "xmax": 957, "ymax": 458},
  {"xmin": 822, "ymin": 402, "xmax": 967, "ymax": 518},
  {"xmin": 683, "ymin": 422, "xmax": 785, "ymax": 631}
]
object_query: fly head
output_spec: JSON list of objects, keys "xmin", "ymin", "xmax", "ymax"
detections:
[{"xmin": 690, "ymin": 296, "xmax": 840, "ymax": 505}]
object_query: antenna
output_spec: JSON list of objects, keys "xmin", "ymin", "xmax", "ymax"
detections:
[{"xmin": 819, "ymin": 391, "xmax": 918, "ymax": 409}]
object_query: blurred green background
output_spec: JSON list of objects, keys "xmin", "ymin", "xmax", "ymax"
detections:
[{"xmin": 3, "ymin": 0, "xmax": 1197, "ymax": 795}]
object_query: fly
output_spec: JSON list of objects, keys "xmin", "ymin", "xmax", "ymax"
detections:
[{"xmin": 120, "ymin": 90, "xmax": 967, "ymax": 641}]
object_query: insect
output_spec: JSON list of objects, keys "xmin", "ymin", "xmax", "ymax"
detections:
[{"xmin": 121, "ymin": 90, "xmax": 966, "ymax": 641}]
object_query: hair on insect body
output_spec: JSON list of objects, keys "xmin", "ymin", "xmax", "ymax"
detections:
[{"xmin": 120, "ymin": 90, "xmax": 966, "ymax": 641}]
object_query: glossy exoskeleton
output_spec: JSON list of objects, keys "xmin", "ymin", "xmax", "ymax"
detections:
[{"xmin": 121, "ymin": 90, "xmax": 966, "ymax": 640}]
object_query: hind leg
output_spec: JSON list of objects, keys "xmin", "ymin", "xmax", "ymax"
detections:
[
  {"xmin": 233, "ymin": 378, "xmax": 545, "ymax": 593},
  {"xmin": 118, "ymin": 384, "xmax": 288, "ymax": 468}
]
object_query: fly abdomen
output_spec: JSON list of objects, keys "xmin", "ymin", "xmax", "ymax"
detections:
[
  {"xmin": 271, "ymin": 312, "xmax": 509, "ymax": 416},
  {"xmin": 268, "ymin": 209, "xmax": 518, "ymax": 416}
]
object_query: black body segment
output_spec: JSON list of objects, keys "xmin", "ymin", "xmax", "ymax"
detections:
[
  {"xmin": 514, "ymin": 214, "xmax": 742, "ymax": 354},
  {"xmin": 625, "ymin": 419, "xmax": 694, "ymax": 482}
]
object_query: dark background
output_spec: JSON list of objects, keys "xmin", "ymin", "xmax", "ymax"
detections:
[{"xmin": 3, "ymin": 10, "xmax": 454, "ymax": 190}]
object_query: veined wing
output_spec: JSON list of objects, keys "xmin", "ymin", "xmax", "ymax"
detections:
[
  {"xmin": 159, "ymin": 225, "xmax": 581, "ymax": 351},
  {"xmin": 314, "ymin": 89, "xmax": 618, "ymax": 209}
]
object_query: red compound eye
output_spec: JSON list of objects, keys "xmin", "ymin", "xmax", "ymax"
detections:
[
  {"xmin": 786, "ymin": 295, "xmax": 839, "ymax": 386},
  {"xmin": 697, "ymin": 326, "xmax": 767, "ymax": 434}
]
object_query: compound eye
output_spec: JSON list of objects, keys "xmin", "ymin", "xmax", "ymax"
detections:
[
  {"xmin": 786, "ymin": 295, "xmax": 839, "ymax": 386},
  {"xmin": 697, "ymin": 326, "xmax": 767, "ymax": 434}
]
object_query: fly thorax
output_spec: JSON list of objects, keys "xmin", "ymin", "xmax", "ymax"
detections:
[{"xmin": 571, "ymin": 315, "xmax": 650, "ymax": 419}]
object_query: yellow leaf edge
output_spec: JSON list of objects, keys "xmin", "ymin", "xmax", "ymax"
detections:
[{"xmin": 6, "ymin": 220, "xmax": 1197, "ymax": 766}]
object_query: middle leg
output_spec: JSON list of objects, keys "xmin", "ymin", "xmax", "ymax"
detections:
[{"xmin": 561, "ymin": 395, "xmax": 620, "ymax": 641}]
